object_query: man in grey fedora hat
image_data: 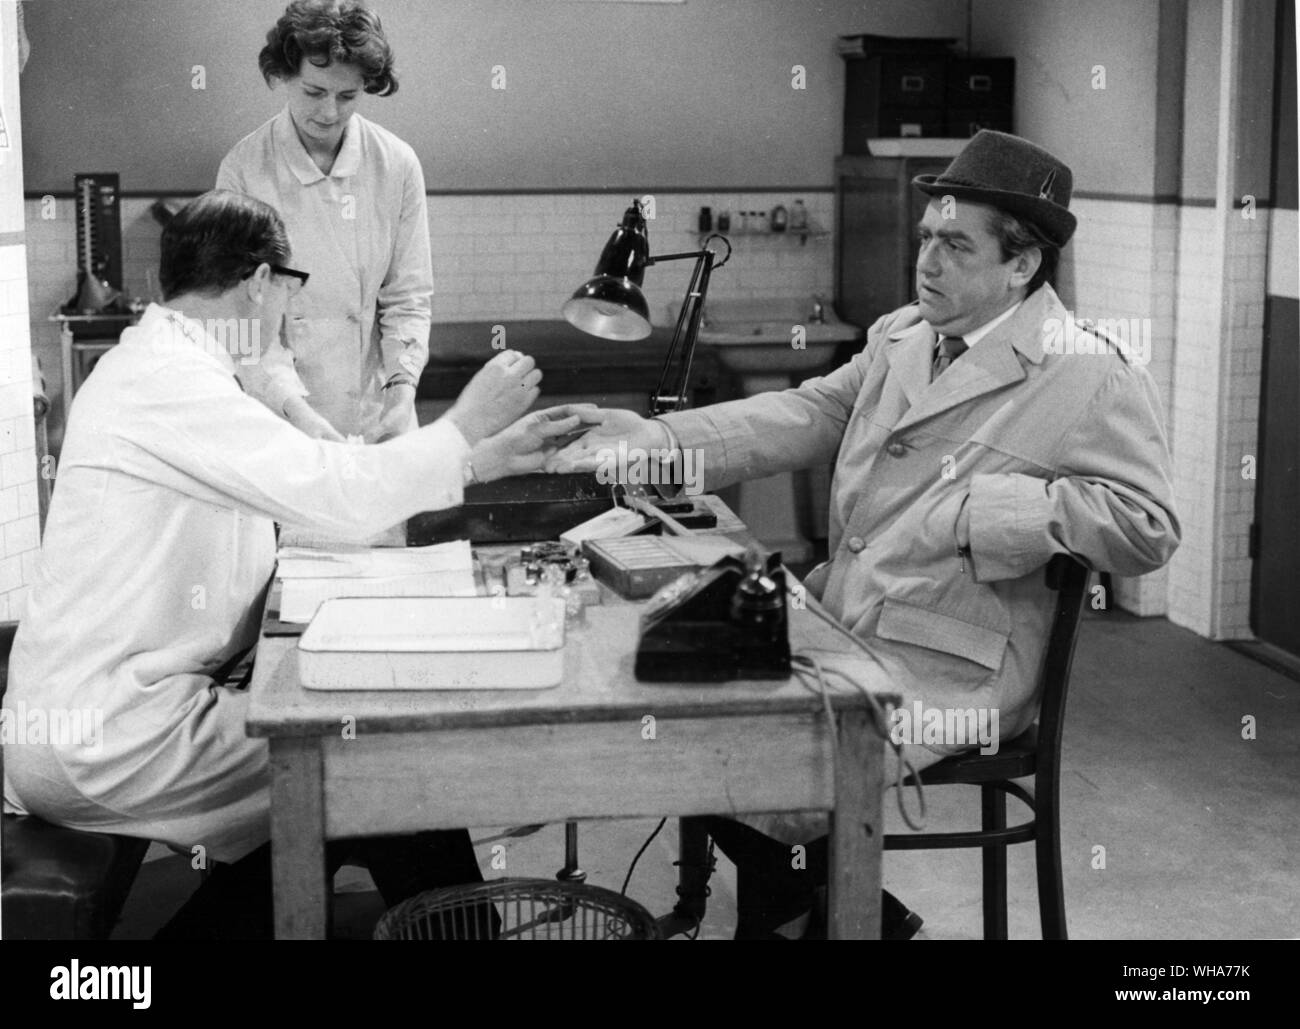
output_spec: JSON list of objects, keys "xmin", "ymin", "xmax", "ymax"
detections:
[{"xmin": 550, "ymin": 130, "xmax": 1180, "ymax": 938}]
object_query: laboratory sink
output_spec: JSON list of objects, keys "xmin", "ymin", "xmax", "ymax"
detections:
[{"xmin": 676, "ymin": 297, "xmax": 862, "ymax": 374}]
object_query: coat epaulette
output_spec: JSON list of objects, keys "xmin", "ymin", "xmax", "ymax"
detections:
[{"xmin": 1042, "ymin": 313, "xmax": 1149, "ymax": 367}]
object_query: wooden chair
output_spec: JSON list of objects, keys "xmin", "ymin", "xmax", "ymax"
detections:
[
  {"xmin": 883, "ymin": 554, "xmax": 1091, "ymax": 939},
  {"xmin": 1, "ymin": 621, "xmax": 150, "ymax": 939}
]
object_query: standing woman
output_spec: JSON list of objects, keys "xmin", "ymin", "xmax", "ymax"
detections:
[{"xmin": 218, "ymin": 0, "xmax": 428, "ymax": 442}]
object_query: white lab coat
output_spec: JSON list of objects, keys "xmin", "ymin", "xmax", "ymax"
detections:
[
  {"xmin": 2, "ymin": 305, "xmax": 467, "ymax": 861},
  {"xmin": 216, "ymin": 107, "xmax": 432, "ymax": 439}
]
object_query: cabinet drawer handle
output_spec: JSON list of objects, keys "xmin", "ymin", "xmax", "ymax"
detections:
[
  {"xmin": 968, "ymin": 74, "xmax": 992, "ymax": 91},
  {"xmin": 900, "ymin": 75, "xmax": 925, "ymax": 92}
]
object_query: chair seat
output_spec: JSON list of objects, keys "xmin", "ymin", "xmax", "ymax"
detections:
[
  {"xmin": 906, "ymin": 726, "xmax": 1038, "ymax": 786},
  {"xmin": 1, "ymin": 813, "xmax": 149, "ymax": 940}
]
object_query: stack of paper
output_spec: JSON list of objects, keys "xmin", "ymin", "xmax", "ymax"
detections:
[
  {"xmin": 276, "ymin": 540, "xmax": 476, "ymax": 624},
  {"xmin": 278, "ymin": 522, "xmax": 407, "ymax": 550}
]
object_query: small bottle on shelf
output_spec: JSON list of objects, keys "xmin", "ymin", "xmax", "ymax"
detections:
[
  {"xmin": 770, "ymin": 204, "xmax": 788, "ymax": 232},
  {"xmin": 790, "ymin": 199, "xmax": 808, "ymax": 231},
  {"xmin": 717, "ymin": 210, "xmax": 731, "ymax": 232}
]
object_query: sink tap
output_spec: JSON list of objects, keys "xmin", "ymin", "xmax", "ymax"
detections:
[{"xmin": 810, "ymin": 294, "xmax": 826, "ymax": 324}]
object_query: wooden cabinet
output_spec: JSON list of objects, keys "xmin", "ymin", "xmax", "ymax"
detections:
[{"xmin": 833, "ymin": 155, "xmax": 951, "ymax": 332}]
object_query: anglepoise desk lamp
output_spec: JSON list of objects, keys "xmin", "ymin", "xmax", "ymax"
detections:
[
  {"xmin": 563, "ymin": 197, "xmax": 731, "ymax": 416},
  {"xmin": 559, "ymin": 204, "xmax": 787, "ymax": 906}
]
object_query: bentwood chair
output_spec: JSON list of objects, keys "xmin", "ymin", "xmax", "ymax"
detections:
[{"xmin": 882, "ymin": 554, "xmax": 1091, "ymax": 940}]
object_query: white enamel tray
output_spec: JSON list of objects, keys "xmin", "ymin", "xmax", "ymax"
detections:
[{"xmin": 297, "ymin": 596, "xmax": 566, "ymax": 690}]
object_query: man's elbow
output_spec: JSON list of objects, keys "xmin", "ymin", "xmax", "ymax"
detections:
[{"xmin": 1110, "ymin": 506, "xmax": 1181, "ymax": 576}]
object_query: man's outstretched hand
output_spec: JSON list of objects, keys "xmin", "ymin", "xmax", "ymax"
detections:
[
  {"xmin": 470, "ymin": 404, "xmax": 607, "ymax": 482},
  {"xmin": 542, "ymin": 408, "xmax": 669, "ymax": 473}
]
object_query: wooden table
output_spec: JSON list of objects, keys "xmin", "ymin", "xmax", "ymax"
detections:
[{"xmin": 246, "ymin": 555, "xmax": 898, "ymax": 940}]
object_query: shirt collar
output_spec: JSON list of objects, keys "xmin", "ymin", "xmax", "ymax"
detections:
[
  {"xmin": 945, "ymin": 299, "xmax": 1023, "ymax": 349},
  {"xmin": 272, "ymin": 106, "xmax": 361, "ymax": 184}
]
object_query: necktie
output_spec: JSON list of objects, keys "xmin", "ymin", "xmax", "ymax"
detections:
[{"xmin": 931, "ymin": 336, "xmax": 968, "ymax": 381}]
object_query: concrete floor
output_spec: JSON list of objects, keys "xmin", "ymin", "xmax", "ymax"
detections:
[{"xmin": 113, "ymin": 610, "xmax": 1300, "ymax": 940}]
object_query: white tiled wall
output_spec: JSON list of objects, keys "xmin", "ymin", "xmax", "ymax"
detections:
[
  {"xmin": 1067, "ymin": 194, "xmax": 1269, "ymax": 637},
  {"xmin": 425, "ymin": 192, "xmax": 835, "ymax": 322},
  {"xmin": 1199, "ymin": 211, "xmax": 1267, "ymax": 639},
  {"xmin": 0, "ymin": 242, "xmax": 39, "ymax": 623},
  {"xmin": 1063, "ymin": 198, "xmax": 1180, "ymax": 617},
  {"xmin": 23, "ymin": 190, "xmax": 836, "ymax": 448}
]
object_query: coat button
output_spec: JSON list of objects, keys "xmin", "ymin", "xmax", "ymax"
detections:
[
  {"xmin": 847, "ymin": 537, "xmax": 866, "ymax": 553},
  {"xmin": 886, "ymin": 441, "xmax": 908, "ymax": 457}
]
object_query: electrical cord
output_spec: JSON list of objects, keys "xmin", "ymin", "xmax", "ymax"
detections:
[
  {"xmin": 785, "ymin": 578, "xmax": 930, "ymax": 831},
  {"xmin": 622, "ymin": 823, "xmax": 715, "ymax": 938},
  {"xmin": 791, "ymin": 654, "xmax": 927, "ymax": 832},
  {"xmin": 621, "ymin": 817, "xmax": 667, "ymax": 896}
]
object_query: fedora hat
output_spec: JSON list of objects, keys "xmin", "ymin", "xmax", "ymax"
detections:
[{"xmin": 913, "ymin": 130, "xmax": 1077, "ymax": 247}]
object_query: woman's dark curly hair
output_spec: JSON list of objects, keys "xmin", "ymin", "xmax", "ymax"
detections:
[{"xmin": 258, "ymin": 0, "xmax": 398, "ymax": 96}]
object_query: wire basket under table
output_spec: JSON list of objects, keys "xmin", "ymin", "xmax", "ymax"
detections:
[{"xmin": 373, "ymin": 878, "xmax": 662, "ymax": 940}]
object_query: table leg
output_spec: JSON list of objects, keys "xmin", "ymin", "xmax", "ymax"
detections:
[
  {"xmin": 556, "ymin": 821, "xmax": 587, "ymax": 883},
  {"xmin": 270, "ymin": 736, "xmax": 329, "ymax": 939},
  {"xmin": 828, "ymin": 708, "xmax": 882, "ymax": 939}
]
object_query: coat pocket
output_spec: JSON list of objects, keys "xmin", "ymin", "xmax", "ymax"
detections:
[{"xmin": 875, "ymin": 597, "xmax": 1009, "ymax": 671}]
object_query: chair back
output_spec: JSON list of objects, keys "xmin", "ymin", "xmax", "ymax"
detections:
[
  {"xmin": 1035, "ymin": 557, "xmax": 1091, "ymax": 776},
  {"xmin": 1, "ymin": 619, "xmax": 17, "ymax": 700},
  {"xmin": 2, "ymin": 620, "xmax": 16, "ymax": 842}
]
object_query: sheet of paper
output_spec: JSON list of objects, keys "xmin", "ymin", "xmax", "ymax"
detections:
[
  {"xmin": 276, "ymin": 539, "xmax": 473, "ymax": 580},
  {"xmin": 279, "ymin": 571, "xmax": 478, "ymax": 624}
]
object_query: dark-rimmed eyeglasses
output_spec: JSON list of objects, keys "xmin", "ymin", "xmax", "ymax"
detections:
[{"xmin": 242, "ymin": 262, "xmax": 310, "ymax": 296}]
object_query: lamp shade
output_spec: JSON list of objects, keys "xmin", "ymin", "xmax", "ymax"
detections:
[
  {"xmin": 562, "ymin": 277, "xmax": 652, "ymax": 340},
  {"xmin": 562, "ymin": 201, "xmax": 653, "ymax": 341}
]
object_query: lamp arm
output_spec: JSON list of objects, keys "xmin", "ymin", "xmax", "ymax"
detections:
[{"xmin": 648, "ymin": 249, "xmax": 715, "ymax": 417}]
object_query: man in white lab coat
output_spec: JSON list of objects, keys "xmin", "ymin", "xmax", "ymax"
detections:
[
  {"xmin": 2, "ymin": 190, "xmax": 594, "ymax": 937},
  {"xmin": 552, "ymin": 131, "xmax": 1180, "ymax": 938}
]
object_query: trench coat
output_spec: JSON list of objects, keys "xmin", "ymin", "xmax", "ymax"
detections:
[
  {"xmin": 1, "ymin": 304, "xmax": 468, "ymax": 861},
  {"xmin": 216, "ymin": 108, "xmax": 432, "ymax": 439},
  {"xmin": 661, "ymin": 284, "xmax": 1180, "ymax": 843}
]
